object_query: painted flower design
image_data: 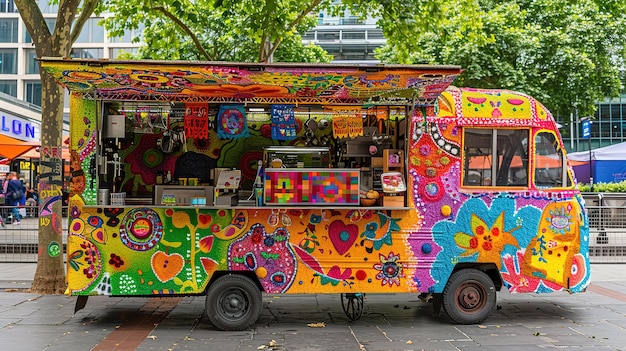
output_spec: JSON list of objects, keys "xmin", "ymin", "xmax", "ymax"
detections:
[
  {"xmin": 546, "ymin": 204, "xmax": 573, "ymax": 235},
  {"xmin": 373, "ymin": 251, "xmax": 403, "ymax": 287},
  {"xmin": 454, "ymin": 212, "xmax": 519, "ymax": 269}
]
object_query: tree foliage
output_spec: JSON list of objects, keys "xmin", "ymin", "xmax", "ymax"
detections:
[
  {"xmin": 101, "ymin": 0, "xmax": 334, "ymax": 62},
  {"xmin": 376, "ymin": 0, "xmax": 626, "ymax": 119},
  {"xmin": 100, "ymin": 0, "xmax": 447, "ymax": 63}
]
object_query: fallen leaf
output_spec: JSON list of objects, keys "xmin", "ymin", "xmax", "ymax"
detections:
[
  {"xmin": 307, "ymin": 322, "xmax": 326, "ymax": 328},
  {"xmin": 406, "ymin": 340, "xmax": 413, "ymax": 344}
]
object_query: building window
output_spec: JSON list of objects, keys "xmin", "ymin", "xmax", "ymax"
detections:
[
  {"xmin": 35, "ymin": 0, "xmax": 59, "ymax": 13},
  {"xmin": 0, "ymin": 18, "xmax": 18, "ymax": 42},
  {"xmin": 302, "ymin": 31, "xmax": 316, "ymax": 41},
  {"xmin": 108, "ymin": 24, "xmax": 144, "ymax": 43},
  {"xmin": 0, "ymin": 49, "xmax": 17, "ymax": 74},
  {"xmin": 342, "ymin": 31, "xmax": 365, "ymax": 40},
  {"xmin": 340, "ymin": 17, "xmax": 364, "ymax": 25},
  {"xmin": 0, "ymin": 0, "xmax": 16, "ymax": 13},
  {"xmin": 25, "ymin": 49, "xmax": 39, "ymax": 74},
  {"xmin": 75, "ymin": 18, "xmax": 105, "ymax": 43},
  {"xmin": 25, "ymin": 81, "xmax": 42, "ymax": 107},
  {"xmin": 0, "ymin": 80, "xmax": 17, "ymax": 97},
  {"xmin": 110, "ymin": 47, "xmax": 139, "ymax": 59},
  {"xmin": 317, "ymin": 31, "xmax": 340, "ymax": 41},
  {"xmin": 71, "ymin": 48, "xmax": 104, "ymax": 59}
]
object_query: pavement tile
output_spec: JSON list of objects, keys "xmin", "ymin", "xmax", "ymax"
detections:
[{"xmin": 2, "ymin": 263, "xmax": 626, "ymax": 350}]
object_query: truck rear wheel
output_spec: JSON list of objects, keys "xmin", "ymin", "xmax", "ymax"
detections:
[
  {"xmin": 205, "ymin": 274, "xmax": 262, "ymax": 331},
  {"xmin": 442, "ymin": 268, "xmax": 495, "ymax": 324}
]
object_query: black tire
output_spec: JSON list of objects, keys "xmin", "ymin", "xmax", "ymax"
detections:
[
  {"xmin": 205, "ymin": 274, "xmax": 262, "ymax": 331},
  {"xmin": 442, "ymin": 268, "xmax": 496, "ymax": 324}
]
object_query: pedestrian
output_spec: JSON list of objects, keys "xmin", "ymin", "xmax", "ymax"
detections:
[
  {"xmin": 5, "ymin": 171, "xmax": 24, "ymax": 225},
  {"xmin": 25, "ymin": 183, "xmax": 38, "ymax": 217},
  {"xmin": 1, "ymin": 175, "xmax": 8, "ymax": 195}
]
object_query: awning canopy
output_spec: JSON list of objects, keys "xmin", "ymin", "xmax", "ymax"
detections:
[
  {"xmin": 39, "ymin": 58, "xmax": 463, "ymax": 106},
  {"xmin": 0, "ymin": 134, "xmax": 40, "ymax": 160},
  {"xmin": 17, "ymin": 136, "xmax": 70, "ymax": 160},
  {"xmin": 0, "ymin": 135, "xmax": 70, "ymax": 161}
]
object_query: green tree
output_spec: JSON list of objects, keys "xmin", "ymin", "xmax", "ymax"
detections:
[
  {"xmin": 102, "ymin": 0, "xmax": 333, "ymax": 62},
  {"xmin": 101, "ymin": 0, "xmax": 449, "ymax": 63},
  {"xmin": 377, "ymin": 0, "xmax": 626, "ymax": 119},
  {"xmin": 14, "ymin": 0, "xmax": 99, "ymax": 294}
]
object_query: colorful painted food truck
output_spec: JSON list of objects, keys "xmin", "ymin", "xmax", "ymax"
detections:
[{"xmin": 41, "ymin": 59, "xmax": 590, "ymax": 331}]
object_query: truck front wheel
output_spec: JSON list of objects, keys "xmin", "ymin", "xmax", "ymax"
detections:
[
  {"xmin": 442, "ymin": 268, "xmax": 496, "ymax": 324},
  {"xmin": 205, "ymin": 274, "xmax": 262, "ymax": 331}
]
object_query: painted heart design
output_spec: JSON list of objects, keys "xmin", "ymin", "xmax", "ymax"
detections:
[
  {"xmin": 151, "ymin": 252, "xmax": 184, "ymax": 282},
  {"xmin": 327, "ymin": 265, "xmax": 352, "ymax": 280},
  {"xmin": 198, "ymin": 214, "xmax": 212, "ymax": 227},
  {"xmin": 328, "ymin": 220, "xmax": 358, "ymax": 256}
]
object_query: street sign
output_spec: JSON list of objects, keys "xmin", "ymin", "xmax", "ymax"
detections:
[{"xmin": 582, "ymin": 120, "xmax": 591, "ymax": 139}]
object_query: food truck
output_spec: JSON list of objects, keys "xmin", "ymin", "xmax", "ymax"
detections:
[{"xmin": 40, "ymin": 59, "xmax": 590, "ymax": 331}]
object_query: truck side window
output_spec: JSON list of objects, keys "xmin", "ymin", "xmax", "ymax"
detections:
[
  {"xmin": 463, "ymin": 128, "xmax": 529, "ymax": 187},
  {"xmin": 495, "ymin": 129, "xmax": 529, "ymax": 186},
  {"xmin": 534, "ymin": 132, "xmax": 572, "ymax": 188},
  {"xmin": 463, "ymin": 129, "xmax": 493, "ymax": 186}
]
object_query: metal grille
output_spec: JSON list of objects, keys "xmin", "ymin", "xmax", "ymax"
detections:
[
  {"xmin": 585, "ymin": 194, "xmax": 626, "ymax": 263},
  {"xmin": 0, "ymin": 205, "xmax": 68, "ymax": 263}
]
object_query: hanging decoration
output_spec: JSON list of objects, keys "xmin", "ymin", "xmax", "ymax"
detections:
[
  {"xmin": 184, "ymin": 103, "xmax": 209, "ymax": 139},
  {"xmin": 327, "ymin": 106, "xmax": 362, "ymax": 139},
  {"xmin": 217, "ymin": 104, "xmax": 249, "ymax": 140},
  {"xmin": 271, "ymin": 104, "xmax": 297, "ymax": 141}
]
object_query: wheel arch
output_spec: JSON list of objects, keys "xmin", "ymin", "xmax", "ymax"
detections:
[
  {"xmin": 451, "ymin": 262, "xmax": 503, "ymax": 291},
  {"xmin": 203, "ymin": 270, "xmax": 264, "ymax": 295}
]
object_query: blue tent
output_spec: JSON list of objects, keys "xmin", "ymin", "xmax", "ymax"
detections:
[{"xmin": 567, "ymin": 142, "xmax": 626, "ymax": 183}]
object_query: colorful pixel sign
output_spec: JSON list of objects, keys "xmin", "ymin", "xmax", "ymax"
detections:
[{"xmin": 264, "ymin": 169, "xmax": 359, "ymax": 205}]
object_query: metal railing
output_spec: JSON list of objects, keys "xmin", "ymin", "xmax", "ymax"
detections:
[
  {"xmin": 583, "ymin": 193, "xmax": 626, "ymax": 263},
  {"xmin": 0, "ymin": 205, "xmax": 68, "ymax": 263},
  {"xmin": 1, "ymin": 197, "xmax": 625, "ymax": 263}
]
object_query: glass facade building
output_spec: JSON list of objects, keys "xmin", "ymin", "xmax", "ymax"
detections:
[{"xmin": 557, "ymin": 93, "xmax": 626, "ymax": 154}]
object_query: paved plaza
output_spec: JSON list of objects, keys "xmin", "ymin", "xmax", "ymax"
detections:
[{"xmin": 0, "ymin": 263, "xmax": 625, "ymax": 350}]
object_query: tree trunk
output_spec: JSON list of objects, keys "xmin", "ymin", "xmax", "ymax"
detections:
[{"xmin": 30, "ymin": 72, "xmax": 66, "ymax": 294}]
